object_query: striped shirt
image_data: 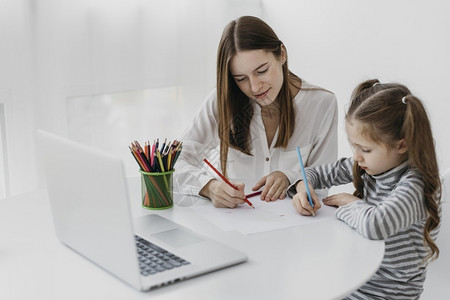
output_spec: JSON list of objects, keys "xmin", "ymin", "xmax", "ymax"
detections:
[{"xmin": 303, "ymin": 157, "xmax": 439, "ymax": 300}]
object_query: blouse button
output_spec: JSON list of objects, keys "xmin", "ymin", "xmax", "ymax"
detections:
[{"xmin": 265, "ymin": 157, "xmax": 269, "ymax": 162}]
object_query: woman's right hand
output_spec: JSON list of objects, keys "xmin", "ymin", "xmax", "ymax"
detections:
[{"xmin": 199, "ymin": 179, "xmax": 246, "ymax": 208}]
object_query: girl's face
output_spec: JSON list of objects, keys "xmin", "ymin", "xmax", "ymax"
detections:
[
  {"xmin": 345, "ymin": 119, "xmax": 407, "ymax": 176},
  {"xmin": 229, "ymin": 49, "xmax": 286, "ymax": 107}
]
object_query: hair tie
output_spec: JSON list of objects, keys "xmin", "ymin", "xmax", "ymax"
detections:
[
  {"xmin": 372, "ymin": 82, "xmax": 380, "ymax": 87},
  {"xmin": 402, "ymin": 96, "xmax": 407, "ymax": 104}
]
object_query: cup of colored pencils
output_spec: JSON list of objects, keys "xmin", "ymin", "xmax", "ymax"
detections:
[{"xmin": 129, "ymin": 139, "xmax": 182, "ymax": 210}]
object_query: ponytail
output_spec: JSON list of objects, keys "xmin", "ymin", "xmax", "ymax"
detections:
[
  {"xmin": 402, "ymin": 95, "xmax": 441, "ymax": 261},
  {"xmin": 352, "ymin": 162, "xmax": 365, "ymax": 199}
]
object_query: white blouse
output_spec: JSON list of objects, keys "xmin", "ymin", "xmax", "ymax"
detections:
[{"xmin": 174, "ymin": 80, "xmax": 338, "ymax": 197}]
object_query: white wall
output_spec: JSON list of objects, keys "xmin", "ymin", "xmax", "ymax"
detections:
[
  {"xmin": 262, "ymin": 0, "xmax": 450, "ymax": 172},
  {"xmin": 1, "ymin": 0, "xmax": 449, "ymax": 197},
  {"xmin": 0, "ymin": 0, "xmax": 36, "ymax": 198},
  {"xmin": 0, "ymin": 0, "xmax": 262, "ymax": 197}
]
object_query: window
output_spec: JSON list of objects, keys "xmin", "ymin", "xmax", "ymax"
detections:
[
  {"xmin": 0, "ymin": 101, "xmax": 9, "ymax": 200},
  {"xmin": 67, "ymin": 86, "xmax": 186, "ymax": 177}
]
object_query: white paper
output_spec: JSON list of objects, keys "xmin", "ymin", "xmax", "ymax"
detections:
[{"xmin": 189, "ymin": 197, "xmax": 337, "ymax": 235}]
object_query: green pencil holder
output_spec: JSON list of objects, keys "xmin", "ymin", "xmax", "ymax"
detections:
[{"xmin": 139, "ymin": 169, "xmax": 174, "ymax": 210}]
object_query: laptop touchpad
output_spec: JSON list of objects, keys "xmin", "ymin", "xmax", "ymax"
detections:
[{"xmin": 152, "ymin": 228, "xmax": 203, "ymax": 248}]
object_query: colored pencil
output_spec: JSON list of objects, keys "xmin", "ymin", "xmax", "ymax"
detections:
[
  {"xmin": 130, "ymin": 139, "xmax": 181, "ymax": 173},
  {"xmin": 246, "ymin": 190, "xmax": 262, "ymax": 198},
  {"xmin": 296, "ymin": 146, "xmax": 315, "ymax": 215},
  {"xmin": 150, "ymin": 143, "xmax": 155, "ymax": 167},
  {"xmin": 156, "ymin": 149, "xmax": 165, "ymax": 172}
]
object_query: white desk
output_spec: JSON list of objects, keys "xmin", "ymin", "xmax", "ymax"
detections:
[{"xmin": 0, "ymin": 184, "xmax": 384, "ymax": 300}]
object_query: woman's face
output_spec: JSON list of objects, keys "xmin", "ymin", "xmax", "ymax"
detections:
[{"xmin": 230, "ymin": 48, "xmax": 286, "ymax": 107}]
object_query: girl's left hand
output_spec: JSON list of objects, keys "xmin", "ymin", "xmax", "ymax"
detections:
[
  {"xmin": 323, "ymin": 193, "xmax": 360, "ymax": 207},
  {"xmin": 252, "ymin": 171, "xmax": 289, "ymax": 202}
]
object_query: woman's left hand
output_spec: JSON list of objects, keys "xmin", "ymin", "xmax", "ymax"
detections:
[{"xmin": 252, "ymin": 171, "xmax": 289, "ymax": 202}]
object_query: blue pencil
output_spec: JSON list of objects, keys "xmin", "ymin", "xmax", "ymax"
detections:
[{"xmin": 296, "ymin": 146, "xmax": 314, "ymax": 210}]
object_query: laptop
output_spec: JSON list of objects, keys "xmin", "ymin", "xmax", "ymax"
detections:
[{"xmin": 36, "ymin": 130, "xmax": 247, "ymax": 291}]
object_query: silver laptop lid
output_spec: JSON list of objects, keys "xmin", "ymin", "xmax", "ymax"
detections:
[{"xmin": 37, "ymin": 130, "xmax": 142, "ymax": 290}]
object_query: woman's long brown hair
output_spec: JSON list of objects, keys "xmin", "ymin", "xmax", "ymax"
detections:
[
  {"xmin": 347, "ymin": 79, "xmax": 441, "ymax": 262},
  {"xmin": 216, "ymin": 16, "xmax": 300, "ymax": 177}
]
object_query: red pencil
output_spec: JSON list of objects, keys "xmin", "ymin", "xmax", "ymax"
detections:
[
  {"xmin": 246, "ymin": 190, "xmax": 262, "ymax": 198},
  {"xmin": 203, "ymin": 158, "xmax": 255, "ymax": 209}
]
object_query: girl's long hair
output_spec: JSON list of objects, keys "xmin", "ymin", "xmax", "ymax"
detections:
[
  {"xmin": 216, "ymin": 16, "xmax": 300, "ymax": 177},
  {"xmin": 347, "ymin": 79, "xmax": 441, "ymax": 261}
]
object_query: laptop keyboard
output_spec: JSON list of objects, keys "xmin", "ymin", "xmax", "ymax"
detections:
[{"xmin": 135, "ymin": 235, "xmax": 190, "ymax": 276}]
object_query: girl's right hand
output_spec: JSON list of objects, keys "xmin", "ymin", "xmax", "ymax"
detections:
[
  {"xmin": 291, "ymin": 181, "xmax": 321, "ymax": 216},
  {"xmin": 200, "ymin": 179, "xmax": 246, "ymax": 208}
]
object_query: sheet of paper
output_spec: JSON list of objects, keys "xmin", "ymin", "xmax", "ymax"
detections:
[{"xmin": 189, "ymin": 197, "xmax": 337, "ymax": 235}]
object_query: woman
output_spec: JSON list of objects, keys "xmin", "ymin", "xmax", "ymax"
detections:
[{"xmin": 175, "ymin": 16, "xmax": 338, "ymax": 208}]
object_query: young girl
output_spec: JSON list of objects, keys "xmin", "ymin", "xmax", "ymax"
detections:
[{"xmin": 290, "ymin": 79, "xmax": 441, "ymax": 299}]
